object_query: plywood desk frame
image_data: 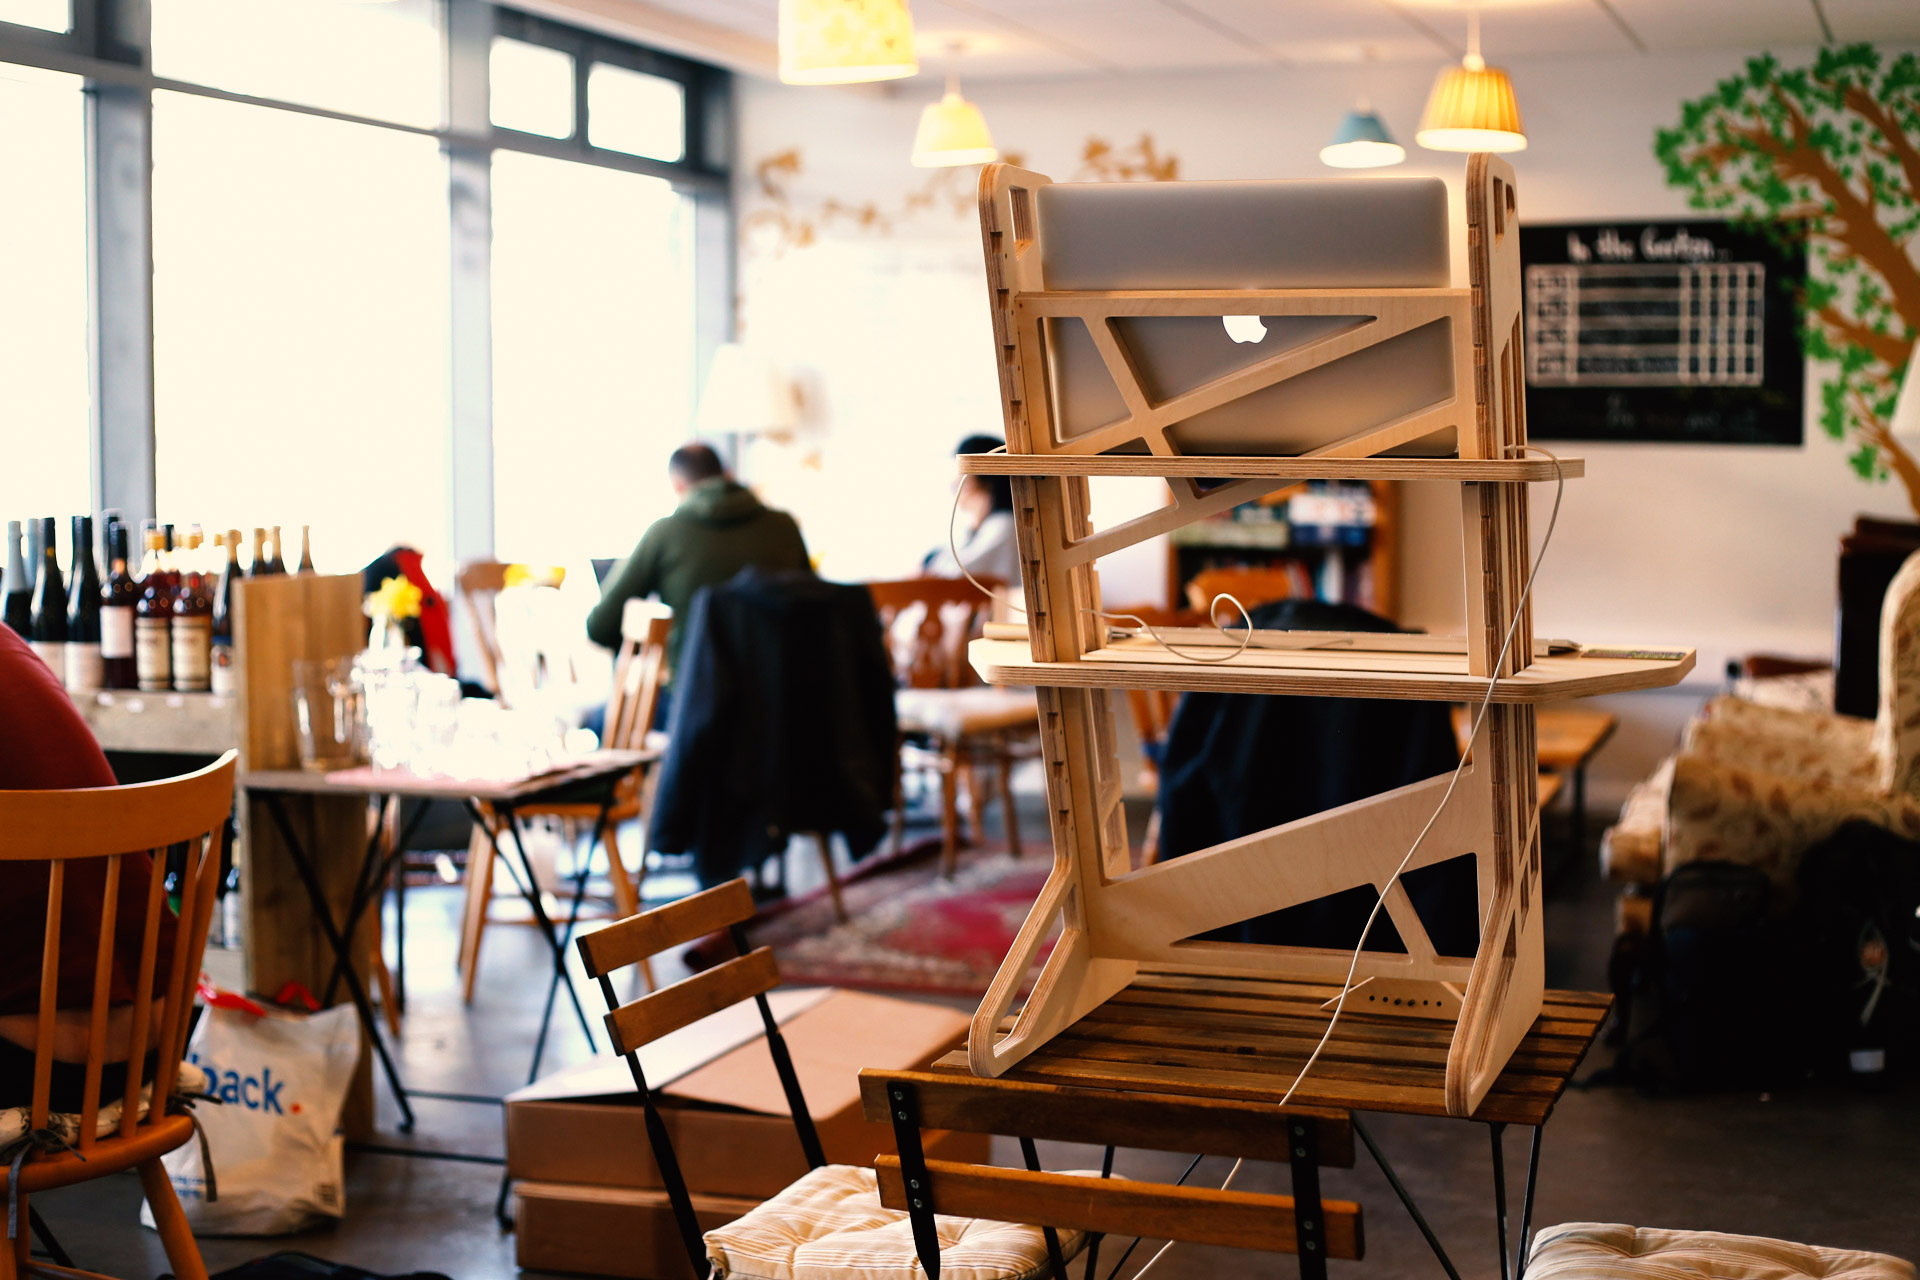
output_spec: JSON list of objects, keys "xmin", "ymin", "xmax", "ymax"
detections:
[{"xmin": 966, "ymin": 156, "xmax": 1690, "ymax": 1116}]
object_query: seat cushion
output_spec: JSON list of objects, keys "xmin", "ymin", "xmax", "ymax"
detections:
[
  {"xmin": 895, "ymin": 688, "xmax": 1039, "ymax": 740},
  {"xmin": 1528, "ymin": 1223, "xmax": 1915, "ymax": 1280},
  {"xmin": 705, "ymin": 1163, "xmax": 1086, "ymax": 1280}
]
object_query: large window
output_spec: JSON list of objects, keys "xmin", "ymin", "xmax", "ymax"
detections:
[
  {"xmin": 491, "ymin": 149, "xmax": 695, "ymax": 565},
  {"xmin": 0, "ymin": 63, "xmax": 90, "ymax": 532},
  {"xmin": 151, "ymin": 91, "xmax": 450, "ymax": 573}
]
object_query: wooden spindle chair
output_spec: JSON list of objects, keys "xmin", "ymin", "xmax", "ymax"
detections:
[
  {"xmin": 0, "ymin": 750, "xmax": 238, "ymax": 1280},
  {"xmin": 575, "ymin": 880, "xmax": 1088, "ymax": 1280},
  {"xmin": 867, "ymin": 578, "xmax": 1039, "ymax": 878}
]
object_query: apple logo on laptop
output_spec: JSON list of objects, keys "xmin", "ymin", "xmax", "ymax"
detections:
[{"xmin": 1222, "ymin": 315, "xmax": 1267, "ymax": 344}]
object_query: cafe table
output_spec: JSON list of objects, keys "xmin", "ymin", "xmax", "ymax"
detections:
[{"xmin": 242, "ymin": 748, "xmax": 652, "ymax": 1132}]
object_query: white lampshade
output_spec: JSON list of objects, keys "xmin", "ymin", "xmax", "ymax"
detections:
[
  {"xmin": 1417, "ymin": 54, "xmax": 1527, "ymax": 153},
  {"xmin": 1892, "ymin": 341, "xmax": 1920, "ymax": 440},
  {"xmin": 697, "ymin": 345, "xmax": 800, "ymax": 438},
  {"xmin": 911, "ymin": 88, "xmax": 997, "ymax": 167},
  {"xmin": 779, "ymin": 0, "xmax": 918, "ymax": 85}
]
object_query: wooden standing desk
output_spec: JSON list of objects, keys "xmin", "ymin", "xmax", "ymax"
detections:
[{"xmin": 867, "ymin": 974, "xmax": 1610, "ymax": 1280}]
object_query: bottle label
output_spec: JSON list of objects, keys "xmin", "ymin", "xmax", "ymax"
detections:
[
  {"xmin": 65, "ymin": 643, "xmax": 104, "ymax": 693},
  {"xmin": 210, "ymin": 641, "xmax": 238, "ymax": 697},
  {"xmin": 101, "ymin": 606, "xmax": 134, "ymax": 659},
  {"xmin": 136, "ymin": 617, "xmax": 173, "ymax": 691},
  {"xmin": 29, "ymin": 641, "xmax": 66, "ymax": 679},
  {"xmin": 172, "ymin": 617, "xmax": 213, "ymax": 692}
]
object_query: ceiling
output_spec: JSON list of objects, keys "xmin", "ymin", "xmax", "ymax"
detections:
[{"xmin": 520, "ymin": 0, "xmax": 1920, "ymax": 81}]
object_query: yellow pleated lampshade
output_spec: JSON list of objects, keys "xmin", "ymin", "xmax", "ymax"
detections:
[
  {"xmin": 1416, "ymin": 58, "xmax": 1526, "ymax": 152},
  {"xmin": 911, "ymin": 90, "xmax": 997, "ymax": 167},
  {"xmin": 779, "ymin": 0, "xmax": 919, "ymax": 85}
]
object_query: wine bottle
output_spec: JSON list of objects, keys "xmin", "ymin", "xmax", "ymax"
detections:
[
  {"xmin": 297, "ymin": 524, "xmax": 315, "ymax": 574},
  {"xmin": 64, "ymin": 514, "xmax": 103, "ymax": 692},
  {"xmin": 101, "ymin": 521, "xmax": 139, "ymax": 690},
  {"xmin": 28, "ymin": 516, "xmax": 68, "ymax": 678},
  {"xmin": 210, "ymin": 529, "xmax": 240, "ymax": 697},
  {"xmin": 2, "ymin": 521, "xmax": 30, "ymax": 638},
  {"xmin": 267, "ymin": 524, "xmax": 288, "ymax": 576},
  {"xmin": 171, "ymin": 525, "xmax": 213, "ymax": 693},
  {"xmin": 135, "ymin": 523, "xmax": 175, "ymax": 693}
]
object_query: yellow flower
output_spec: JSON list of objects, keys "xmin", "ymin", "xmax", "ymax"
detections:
[
  {"xmin": 503, "ymin": 563, "xmax": 566, "ymax": 589},
  {"xmin": 365, "ymin": 575, "xmax": 424, "ymax": 622}
]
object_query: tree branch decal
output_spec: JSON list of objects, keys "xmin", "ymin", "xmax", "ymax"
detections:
[{"xmin": 1657, "ymin": 45, "xmax": 1920, "ymax": 504}]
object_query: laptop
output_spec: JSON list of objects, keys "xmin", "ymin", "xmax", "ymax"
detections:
[{"xmin": 1035, "ymin": 176, "xmax": 1457, "ymax": 456}]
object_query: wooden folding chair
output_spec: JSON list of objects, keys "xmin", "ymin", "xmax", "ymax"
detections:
[
  {"xmin": 459, "ymin": 600, "xmax": 671, "ymax": 1000},
  {"xmin": 868, "ymin": 577, "xmax": 1039, "ymax": 878},
  {"xmin": 862, "ymin": 1066, "xmax": 1363, "ymax": 1280},
  {"xmin": 575, "ymin": 880, "xmax": 1087, "ymax": 1280},
  {"xmin": 0, "ymin": 750, "xmax": 238, "ymax": 1280}
]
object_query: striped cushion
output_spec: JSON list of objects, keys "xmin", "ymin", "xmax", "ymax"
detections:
[
  {"xmin": 1529, "ymin": 1224, "xmax": 1915, "ymax": 1280},
  {"xmin": 705, "ymin": 1163, "xmax": 1087, "ymax": 1280}
]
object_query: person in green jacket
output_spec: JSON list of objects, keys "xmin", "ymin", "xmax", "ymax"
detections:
[{"xmin": 585, "ymin": 442, "xmax": 812, "ymax": 674}]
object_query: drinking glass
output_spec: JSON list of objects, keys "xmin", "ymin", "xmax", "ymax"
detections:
[{"xmin": 291, "ymin": 656, "xmax": 367, "ymax": 772}]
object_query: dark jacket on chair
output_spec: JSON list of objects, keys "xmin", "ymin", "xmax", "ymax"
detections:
[
  {"xmin": 650, "ymin": 567, "xmax": 898, "ymax": 886},
  {"xmin": 1157, "ymin": 598, "xmax": 1473, "ymax": 955}
]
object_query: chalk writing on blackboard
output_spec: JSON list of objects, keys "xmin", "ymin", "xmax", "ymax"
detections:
[{"xmin": 1520, "ymin": 221, "xmax": 1804, "ymax": 445}]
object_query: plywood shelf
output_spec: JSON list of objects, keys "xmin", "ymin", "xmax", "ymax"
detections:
[
  {"xmin": 957, "ymin": 454, "xmax": 1583, "ymax": 483},
  {"xmin": 968, "ymin": 635, "xmax": 1693, "ymax": 703}
]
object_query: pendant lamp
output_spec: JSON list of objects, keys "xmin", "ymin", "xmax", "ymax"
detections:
[
  {"xmin": 779, "ymin": 0, "xmax": 918, "ymax": 86},
  {"xmin": 1320, "ymin": 101, "xmax": 1405, "ymax": 169},
  {"xmin": 1417, "ymin": 9, "xmax": 1526, "ymax": 153},
  {"xmin": 911, "ymin": 64, "xmax": 997, "ymax": 167}
]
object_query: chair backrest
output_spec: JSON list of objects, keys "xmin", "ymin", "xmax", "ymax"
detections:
[
  {"xmin": 605, "ymin": 599, "xmax": 672, "ymax": 751},
  {"xmin": 1184, "ymin": 563, "xmax": 1302, "ymax": 614},
  {"xmin": 0, "ymin": 750, "xmax": 237, "ymax": 1152},
  {"xmin": 456, "ymin": 559, "xmax": 569, "ymax": 707},
  {"xmin": 1872, "ymin": 550, "xmax": 1920, "ymax": 797},
  {"xmin": 860, "ymin": 1068, "xmax": 1362, "ymax": 1268},
  {"xmin": 576, "ymin": 879, "xmax": 823, "ymax": 1279},
  {"xmin": 867, "ymin": 577, "xmax": 998, "ymax": 690}
]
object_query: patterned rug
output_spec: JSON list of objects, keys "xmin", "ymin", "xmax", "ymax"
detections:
[{"xmin": 747, "ymin": 850, "xmax": 1054, "ymax": 996}]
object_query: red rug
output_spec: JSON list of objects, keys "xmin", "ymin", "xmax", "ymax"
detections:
[{"xmin": 746, "ymin": 850, "xmax": 1055, "ymax": 996}]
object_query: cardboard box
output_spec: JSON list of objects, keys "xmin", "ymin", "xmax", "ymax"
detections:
[
  {"xmin": 514, "ymin": 1127, "xmax": 988, "ymax": 1280},
  {"xmin": 506, "ymin": 988, "xmax": 986, "ymax": 1201}
]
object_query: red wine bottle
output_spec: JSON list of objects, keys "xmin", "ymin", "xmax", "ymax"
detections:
[
  {"xmin": 101, "ymin": 521, "xmax": 139, "ymax": 690},
  {"xmin": 65, "ymin": 514, "xmax": 103, "ymax": 692}
]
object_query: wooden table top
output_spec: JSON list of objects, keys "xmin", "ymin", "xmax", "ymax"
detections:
[
  {"xmin": 935, "ymin": 971, "xmax": 1611, "ymax": 1128},
  {"xmin": 242, "ymin": 748, "xmax": 652, "ymax": 804}
]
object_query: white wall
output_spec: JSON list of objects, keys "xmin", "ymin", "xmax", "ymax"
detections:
[{"xmin": 735, "ymin": 46, "xmax": 1920, "ymax": 807}]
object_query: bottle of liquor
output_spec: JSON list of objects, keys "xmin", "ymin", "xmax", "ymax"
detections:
[
  {"xmin": 28, "ymin": 516, "xmax": 67, "ymax": 678},
  {"xmin": 210, "ymin": 529, "xmax": 241, "ymax": 697},
  {"xmin": 101, "ymin": 521, "xmax": 139, "ymax": 690},
  {"xmin": 135, "ymin": 523, "xmax": 175, "ymax": 693},
  {"xmin": 3, "ymin": 521, "xmax": 30, "ymax": 638},
  {"xmin": 267, "ymin": 524, "xmax": 288, "ymax": 576},
  {"xmin": 171, "ymin": 525, "xmax": 213, "ymax": 693},
  {"xmin": 65, "ymin": 514, "xmax": 103, "ymax": 692},
  {"xmin": 297, "ymin": 524, "xmax": 315, "ymax": 574},
  {"xmin": 248, "ymin": 527, "xmax": 279, "ymax": 577}
]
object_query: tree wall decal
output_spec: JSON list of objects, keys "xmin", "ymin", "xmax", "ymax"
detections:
[{"xmin": 1657, "ymin": 45, "xmax": 1920, "ymax": 512}]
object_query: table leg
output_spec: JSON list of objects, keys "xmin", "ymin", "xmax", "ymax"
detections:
[
  {"xmin": 322, "ymin": 797, "xmax": 430, "ymax": 1007},
  {"xmin": 1081, "ymin": 1145, "xmax": 1116, "ymax": 1280},
  {"xmin": 523, "ymin": 802, "xmax": 605, "ymax": 1082},
  {"xmin": 1017, "ymin": 1137, "xmax": 1069, "ymax": 1280},
  {"xmin": 260, "ymin": 793, "xmax": 417, "ymax": 1133},
  {"xmin": 1572, "ymin": 765, "xmax": 1589, "ymax": 861},
  {"xmin": 392, "ymin": 829, "xmax": 408, "ymax": 1015},
  {"xmin": 1517, "ymin": 1125, "xmax": 1544, "ymax": 1280},
  {"xmin": 1287, "ymin": 1114, "xmax": 1327, "ymax": 1280},
  {"xmin": 1490, "ymin": 1122, "xmax": 1512, "ymax": 1280},
  {"xmin": 1351, "ymin": 1115, "xmax": 1463, "ymax": 1280}
]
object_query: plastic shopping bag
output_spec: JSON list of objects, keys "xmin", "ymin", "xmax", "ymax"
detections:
[{"xmin": 144, "ymin": 989, "xmax": 361, "ymax": 1236}]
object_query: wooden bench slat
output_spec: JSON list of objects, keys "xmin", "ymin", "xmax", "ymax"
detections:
[
  {"xmin": 1064, "ymin": 1010, "xmax": 1587, "ymax": 1074},
  {"xmin": 603, "ymin": 948, "xmax": 779, "ymax": 1054},
  {"xmin": 859, "ymin": 1069, "xmax": 1355, "ymax": 1168},
  {"xmin": 578, "ymin": 879, "xmax": 755, "ymax": 978},
  {"xmin": 874, "ymin": 1157, "xmax": 1363, "ymax": 1260}
]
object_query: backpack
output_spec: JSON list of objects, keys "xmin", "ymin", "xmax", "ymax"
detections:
[
  {"xmin": 1617, "ymin": 860, "xmax": 1804, "ymax": 1091},
  {"xmin": 1794, "ymin": 820, "xmax": 1920, "ymax": 1079}
]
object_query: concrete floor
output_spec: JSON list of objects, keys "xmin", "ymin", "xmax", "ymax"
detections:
[{"xmin": 29, "ymin": 805, "xmax": 1920, "ymax": 1280}]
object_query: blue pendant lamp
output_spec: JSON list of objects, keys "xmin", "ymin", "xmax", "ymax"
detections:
[{"xmin": 1320, "ymin": 101, "xmax": 1405, "ymax": 169}]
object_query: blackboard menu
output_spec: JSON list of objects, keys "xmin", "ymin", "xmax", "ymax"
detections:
[{"xmin": 1520, "ymin": 220, "xmax": 1805, "ymax": 444}]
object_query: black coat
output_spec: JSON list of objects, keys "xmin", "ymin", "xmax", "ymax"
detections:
[
  {"xmin": 649, "ymin": 568, "xmax": 898, "ymax": 886},
  {"xmin": 1157, "ymin": 598, "xmax": 1476, "ymax": 955}
]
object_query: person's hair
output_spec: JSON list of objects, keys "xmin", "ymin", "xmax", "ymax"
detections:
[
  {"xmin": 668, "ymin": 442, "xmax": 726, "ymax": 486},
  {"xmin": 956, "ymin": 434, "xmax": 1013, "ymax": 513}
]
